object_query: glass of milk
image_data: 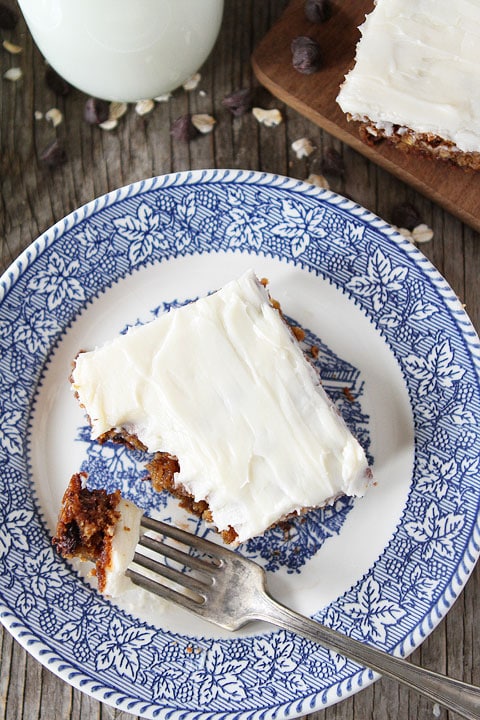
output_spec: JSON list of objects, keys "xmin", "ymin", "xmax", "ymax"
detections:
[{"xmin": 17, "ymin": 0, "xmax": 224, "ymax": 102}]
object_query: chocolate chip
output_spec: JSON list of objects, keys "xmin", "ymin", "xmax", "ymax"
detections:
[
  {"xmin": 391, "ymin": 202, "xmax": 422, "ymax": 231},
  {"xmin": 291, "ymin": 36, "xmax": 322, "ymax": 75},
  {"xmin": 45, "ymin": 66, "xmax": 71, "ymax": 96},
  {"xmin": 321, "ymin": 147, "xmax": 345, "ymax": 177},
  {"xmin": 222, "ymin": 88, "xmax": 252, "ymax": 117},
  {"xmin": 84, "ymin": 97, "xmax": 110, "ymax": 125},
  {"xmin": 0, "ymin": 2, "xmax": 18, "ymax": 30},
  {"xmin": 39, "ymin": 139, "xmax": 67, "ymax": 167},
  {"xmin": 55, "ymin": 521, "xmax": 81, "ymax": 555},
  {"xmin": 170, "ymin": 114, "xmax": 199, "ymax": 142},
  {"xmin": 304, "ymin": 0, "xmax": 332, "ymax": 23}
]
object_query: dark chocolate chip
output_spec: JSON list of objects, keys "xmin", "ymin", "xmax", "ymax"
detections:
[
  {"xmin": 57, "ymin": 522, "xmax": 81, "ymax": 555},
  {"xmin": 222, "ymin": 88, "xmax": 252, "ymax": 117},
  {"xmin": 40, "ymin": 139, "xmax": 67, "ymax": 167},
  {"xmin": 391, "ymin": 202, "xmax": 422, "ymax": 230},
  {"xmin": 45, "ymin": 66, "xmax": 71, "ymax": 96},
  {"xmin": 304, "ymin": 0, "xmax": 332, "ymax": 24},
  {"xmin": 321, "ymin": 147, "xmax": 345, "ymax": 177},
  {"xmin": 170, "ymin": 114, "xmax": 199, "ymax": 142},
  {"xmin": 84, "ymin": 97, "xmax": 110, "ymax": 125},
  {"xmin": 291, "ymin": 36, "xmax": 322, "ymax": 75},
  {"xmin": 0, "ymin": 2, "xmax": 18, "ymax": 30}
]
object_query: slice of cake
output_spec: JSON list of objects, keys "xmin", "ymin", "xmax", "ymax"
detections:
[
  {"xmin": 71, "ymin": 270, "xmax": 371, "ymax": 544},
  {"xmin": 336, "ymin": 0, "xmax": 480, "ymax": 170},
  {"xmin": 52, "ymin": 472, "xmax": 142, "ymax": 596}
]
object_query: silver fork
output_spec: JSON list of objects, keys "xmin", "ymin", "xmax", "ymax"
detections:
[{"xmin": 127, "ymin": 516, "xmax": 480, "ymax": 720}]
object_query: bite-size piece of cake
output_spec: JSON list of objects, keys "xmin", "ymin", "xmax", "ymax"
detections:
[
  {"xmin": 71, "ymin": 270, "xmax": 372, "ymax": 544},
  {"xmin": 337, "ymin": 0, "xmax": 480, "ymax": 170},
  {"xmin": 52, "ymin": 472, "xmax": 142, "ymax": 597}
]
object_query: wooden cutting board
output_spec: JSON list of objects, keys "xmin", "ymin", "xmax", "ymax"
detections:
[{"xmin": 252, "ymin": 0, "xmax": 480, "ymax": 232}]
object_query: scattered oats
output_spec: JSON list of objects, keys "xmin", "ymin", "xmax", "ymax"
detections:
[
  {"xmin": 412, "ymin": 223, "xmax": 434, "ymax": 244},
  {"xmin": 292, "ymin": 137, "xmax": 315, "ymax": 159},
  {"xmin": 192, "ymin": 113, "xmax": 216, "ymax": 134},
  {"xmin": 306, "ymin": 173, "xmax": 330, "ymax": 189},
  {"xmin": 432, "ymin": 703, "xmax": 441, "ymax": 718},
  {"xmin": 3, "ymin": 67, "xmax": 22, "ymax": 82},
  {"xmin": 135, "ymin": 98, "xmax": 154, "ymax": 116},
  {"xmin": 252, "ymin": 107, "xmax": 283, "ymax": 127},
  {"xmin": 182, "ymin": 72, "xmax": 201, "ymax": 91},
  {"xmin": 34, "ymin": 110, "xmax": 43, "ymax": 121},
  {"xmin": 109, "ymin": 101, "xmax": 127, "ymax": 120},
  {"xmin": 154, "ymin": 93, "xmax": 171, "ymax": 102},
  {"xmin": 3, "ymin": 40, "xmax": 22, "ymax": 54},
  {"xmin": 97, "ymin": 101, "xmax": 126, "ymax": 129},
  {"xmin": 99, "ymin": 118, "xmax": 118, "ymax": 131},
  {"xmin": 45, "ymin": 107, "xmax": 63, "ymax": 127},
  {"xmin": 395, "ymin": 226, "xmax": 414, "ymax": 242},
  {"xmin": 198, "ymin": 90, "xmax": 207, "ymax": 98}
]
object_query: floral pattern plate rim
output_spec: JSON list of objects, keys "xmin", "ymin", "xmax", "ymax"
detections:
[{"xmin": 1, "ymin": 169, "xmax": 479, "ymax": 720}]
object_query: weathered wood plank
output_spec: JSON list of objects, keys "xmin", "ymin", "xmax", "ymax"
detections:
[{"xmin": 0, "ymin": 2, "xmax": 478, "ymax": 720}]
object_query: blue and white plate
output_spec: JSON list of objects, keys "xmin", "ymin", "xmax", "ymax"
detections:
[{"xmin": 1, "ymin": 170, "xmax": 479, "ymax": 719}]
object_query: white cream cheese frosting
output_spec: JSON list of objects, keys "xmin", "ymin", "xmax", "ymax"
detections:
[
  {"xmin": 72, "ymin": 270, "xmax": 371, "ymax": 543},
  {"xmin": 337, "ymin": 0, "xmax": 480, "ymax": 153},
  {"xmin": 102, "ymin": 497, "xmax": 142, "ymax": 597}
]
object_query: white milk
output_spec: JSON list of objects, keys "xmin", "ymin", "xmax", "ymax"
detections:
[{"xmin": 18, "ymin": 0, "xmax": 224, "ymax": 101}]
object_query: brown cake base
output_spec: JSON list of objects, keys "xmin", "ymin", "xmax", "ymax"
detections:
[
  {"xmin": 357, "ymin": 120, "xmax": 480, "ymax": 171},
  {"xmin": 52, "ymin": 472, "xmax": 121, "ymax": 592},
  {"xmin": 146, "ymin": 454, "xmax": 238, "ymax": 544}
]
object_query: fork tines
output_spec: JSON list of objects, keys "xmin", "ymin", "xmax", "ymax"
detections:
[{"xmin": 126, "ymin": 516, "xmax": 221, "ymax": 610}]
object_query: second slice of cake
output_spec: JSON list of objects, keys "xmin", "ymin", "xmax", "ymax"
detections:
[
  {"xmin": 71, "ymin": 270, "xmax": 371, "ymax": 544},
  {"xmin": 336, "ymin": 0, "xmax": 480, "ymax": 170}
]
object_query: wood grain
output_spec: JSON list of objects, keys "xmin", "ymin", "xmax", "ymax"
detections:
[
  {"xmin": 0, "ymin": 1, "xmax": 479, "ymax": 719},
  {"xmin": 252, "ymin": 0, "xmax": 480, "ymax": 233}
]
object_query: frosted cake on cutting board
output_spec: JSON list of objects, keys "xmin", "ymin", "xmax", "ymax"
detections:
[{"xmin": 337, "ymin": 0, "xmax": 480, "ymax": 170}]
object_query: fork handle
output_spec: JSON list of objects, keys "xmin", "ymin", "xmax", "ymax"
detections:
[{"xmin": 257, "ymin": 592, "xmax": 480, "ymax": 720}]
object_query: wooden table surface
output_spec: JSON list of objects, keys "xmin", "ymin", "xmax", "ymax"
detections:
[{"xmin": 1, "ymin": 1, "xmax": 479, "ymax": 719}]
